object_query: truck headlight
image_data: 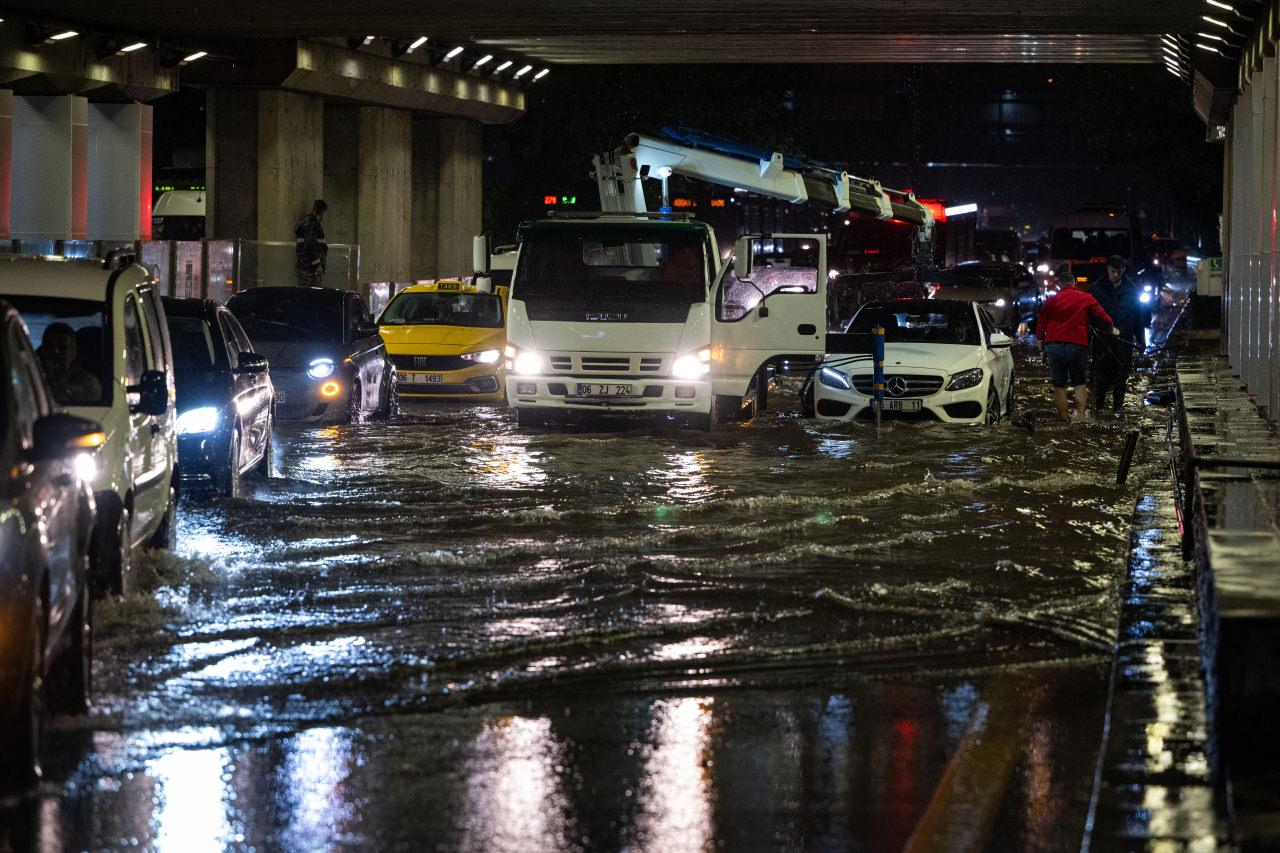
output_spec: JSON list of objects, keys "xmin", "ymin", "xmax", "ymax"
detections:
[
  {"xmin": 177, "ymin": 405, "xmax": 220, "ymax": 435},
  {"xmin": 307, "ymin": 357, "xmax": 335, "ymax": 379},
  {"xmin": 461, "ymin": 349, "xmax": 502, "ymax": 364},
  {"xmin": 513, "ymin": 350, "xmax": 545, "ymax": 376},
  {"xmin": 819, "ymin": 367, "xmax": 852, "ymax": 390},
  {"xmin": 671, "ymin": 348, "xmax": 711, "ymax": 380},
  {"xmin": 946, "ymin": 368, "xmax": 984, "ymax": 392}
]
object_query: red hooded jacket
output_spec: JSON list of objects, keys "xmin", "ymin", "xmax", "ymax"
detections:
[{"xmin": 1036, "ymin": 286, "xmax": 1113, "ymax": 346}]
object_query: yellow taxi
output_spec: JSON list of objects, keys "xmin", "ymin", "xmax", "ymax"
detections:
[{"xmin": 377, "ymin": 279, "xmax": 508, "ymax": 401}]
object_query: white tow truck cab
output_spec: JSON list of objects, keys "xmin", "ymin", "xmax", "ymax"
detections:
[{"xmin": 491, "ymin": 127, "xmax": 933, "ymax": 430}]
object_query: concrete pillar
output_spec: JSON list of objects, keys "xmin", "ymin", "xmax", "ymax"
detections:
[
  {"xmin": 356, "ymin": 106, "xmax": 411, "ymax": 284},
  {"xmin": 206, "ymin": 88, "xmax": 260, "ymax": 241},
  {"xmin": 87, "ymin": 102, "xmax": 153, "ymax": 241},
  {"xmin": 323, "ymin": 104, "xmax": 359, "ymax": 247},
  {"xmin": 257, "ymin": 89, "xmax": 324, "ymax": 243},
  {"xmin": 11, "ymin": 94, "xmax": 88, "ymax": 241},
  {"xmin": 433, "ymin": 118, "xmax": 482, "ymax": 278},
  {"xmin": 410, "ymin": 115, "xmax": 440, "ymax": 279},
  {"xmin": 0, "ymin": 90, "xmax": 10, "ymax": 240}
]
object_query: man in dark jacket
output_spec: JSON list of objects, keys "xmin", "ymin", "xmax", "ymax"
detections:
[
  {"xmin": 295, "ymin": 199, "xmax": 328, "ymax": 287},
  {"xmin": 1088, "ymin": 255, "xmax": 1147, "ymax": 414}
]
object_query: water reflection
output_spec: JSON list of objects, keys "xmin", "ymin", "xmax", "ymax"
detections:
[
  {"xmin": 462, "ymin": 717, "xmax": 572, "ymax": 852},
  {"xmin": 656, "ymin": 451, "xmax": 713, "ymax": 502},
  {"xmin": 148, "ymin": 747, "xmax": 235, "ymax": 852},
  {"xmin": 466, "ymin": 436, "xmax": 548, "ymax": 489},
  {"xmin": 634, "ymin": 698, "xmax": 715, "ymax": 852},
  {"xmin": 278, "ymin": 728, "xmax": 357, "ymax": 849}
]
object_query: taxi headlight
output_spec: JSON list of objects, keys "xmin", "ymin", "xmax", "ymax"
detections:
[
  {"xmin": 671, "ymin": 349, "xmax": 711, "ymax": 380},
  {"xmin": 462, "ymin": 349, "xmax": 502, "ymax": 364},
  {"xmin": 819, "ymin": 367, "xmax": 852, "ymax": 390},
  {"xmin": 946, "ymin": 368, "xmax": 984, "ymax": 392},
  {"xmin": 177, "ymin": 405, "xmax": 220, "ymax": 435},
  {"xmin": 307, "ymin": 357, "xmax": 335, "ymax": 379},
  {"xmin": 513, "ymin": 350, "xmax": 544, "ymax": 376}
]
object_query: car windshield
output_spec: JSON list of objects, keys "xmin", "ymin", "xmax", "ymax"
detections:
[
  {"xmin": 847, "ymin": 301, "xmax": 980, "ymax": 346},
  {"xmin": 227, "ymin": 289, "xmax": 342, "ymax": 342},
  {"xmin": 380, "ymin": 292, "xmax": 503, "ymax": 328},
  {"xmin": 6, "ymin": 295, "xmax": 110, "ymax": 406},
  {"xmin": 514, "ymin": 229, "xmax": 706, "ymax": 305},
  {"xmin": 167, "ymin": 316, "xmax": 220, "ymax": 369},
  {"xmin": 1050, "ymin": 227, "xmax": 1131, "ymax": 260}
]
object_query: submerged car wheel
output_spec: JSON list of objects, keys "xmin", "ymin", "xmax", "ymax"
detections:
[
  {"xmin": 219, "ymin": 428, "xmax": 242, "ymax": 498},
  {"xmin": 376, "ymin": 369, "xmax": 399, "ymax": 420},
  {"xmin": 985, "ymin": 388, "xmax": 1002, "ymax": 425},
  {"xmin": 91, "ymin": 495, "xmax": 131, "ymax": 598},
  {"xmin": 1, "ymin": 605, "xmax": 44, "ymax": 795},
  {"xmin": 256, "ymin": 425, "xmax": 273, "ymax": 479},
  {"xmin": 345, "ymin": 380, "xmax": 363, "ymax": 424},
  {"xmin": 1005, "ymin": 374, "xmax": 1015, "ymax": 418},
  {"xmin": 147, "ymin": 486, "xmax": 177, "ymax": 550}
]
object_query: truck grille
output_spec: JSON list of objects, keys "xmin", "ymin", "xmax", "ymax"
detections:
[
  {"xmin": 851, "ymin": 374, "xmax": 944, "ymax": 398},
  {"xmin": 542, "ymin": 353, "xmax": 668, "ymax": 376}
]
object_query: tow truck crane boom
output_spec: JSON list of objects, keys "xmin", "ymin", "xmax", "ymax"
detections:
[{"xmin": 592, "ymin": 125, "xmax": 933, "ymax": 234}]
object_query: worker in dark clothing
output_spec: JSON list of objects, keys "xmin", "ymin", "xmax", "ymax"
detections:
[
  {"xmin": 295, "ymin": 199, "xmax": 328, "ymax": 287},
  {"xmin": 1088, "ymin": 255, "xmax": 1148, "ymax": 414}
]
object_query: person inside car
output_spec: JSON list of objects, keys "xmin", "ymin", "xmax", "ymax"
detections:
[{"xmin": 36, "ymin": 322, "xmax": 102, "ymax": 405}]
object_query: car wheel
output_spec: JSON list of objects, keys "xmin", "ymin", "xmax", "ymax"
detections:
[
  {"xmin": 345, "ymin": 380, "xmax": 363, "ymax": 425},
  {"xmin": 256, "ymin": 423, "xmax": 273, "ymax": 479},
  {"xmin": 218, "ymin": 428, "xmax": 242, "ymax": 498},
  {"xmin": 985, "ymin": 388, "xmax": 1002, "ymax": 425},
  {"xmin": 147, "ymin": 486, "xmax": 177, "ymax": 550},
  {"xmin": 1, "ymin": 604, "xmax": 45, "ymax": 795},
  {"xmin": 1005, "ymin": 374, "xmax": 1015, "ymax": 418},
  {"xmin": 91, "ymin": 495, "xmax": 131, "ymax": 598},
  {"xmin": 799, "ymin": 377, "xmax": 816, "ymax": 419},
  {"xmin": 48, "ymin": 571, "xmax": 91, "ymax": 715},
  {"xmin": 376, "ymin": 369, "xmax": 399, "ymax": 420}
]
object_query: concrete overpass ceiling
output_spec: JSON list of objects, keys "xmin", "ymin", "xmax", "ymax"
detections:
[{"xmin": 2, "ymin": 1, "xmax": 1205, "ymax": 63}]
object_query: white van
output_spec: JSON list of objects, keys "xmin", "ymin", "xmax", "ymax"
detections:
[
  {"xmin": 0, "ymin": 256, "xmax": 178, "ymax": 595},
  {"xmin": 152, "ymin": 190, "xmax": 206, "ymax": 240}
]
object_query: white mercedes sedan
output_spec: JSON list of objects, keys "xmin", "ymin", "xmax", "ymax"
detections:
[{"xmin": 812, "ymin": 298, "xmax": 1015, "ymax": 424}]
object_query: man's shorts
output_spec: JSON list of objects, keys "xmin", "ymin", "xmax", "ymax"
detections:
[{"xmin": 1045, "ymin": 342, "xmax": 1088, "ymax": 388}]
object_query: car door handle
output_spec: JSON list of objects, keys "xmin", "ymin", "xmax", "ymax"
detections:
[{"xmin": 797, "ymin": 324, "xmax": 816, "ymax": 336}]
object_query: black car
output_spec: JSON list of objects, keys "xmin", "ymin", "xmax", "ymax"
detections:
[
  {"xmin": 934, "ymin": 262, "xmax": 1041, "ymax": 333},
  {"xmin": 0, "ymin": 300, "xmax": 100, "ymax": 794},
  {"xmin": 163, "ymin": 297, "xmax": 275, "ymax": 497},
  {"xmin": 226, "ymin": 287, "xmax": 396, "ymax": 423}
]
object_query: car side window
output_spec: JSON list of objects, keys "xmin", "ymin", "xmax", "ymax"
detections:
[
  {"xmin": 6, "ymin": 324, "xmax": 42, "ymax": 448},
  {"xmin": 976, "ymin": 306, "xmax": 998, "ymax": 341},
  {"xmin": 122, "ymin": 296, "xmax": 147, "ymax": 384},
  {"xmin": 217, "ymin": 313, "xmax": 241, "ymax": 368},
  {"xmin": 139, "ymin": 288, "xmax": 171, "ymax": 374},
  {"xmin": 347, "ymin": 294, "xmax": 370, "ymax": 339},
  {"xmin": 227, "ymin": 314, "xmax": 254, "ymax": 356}
]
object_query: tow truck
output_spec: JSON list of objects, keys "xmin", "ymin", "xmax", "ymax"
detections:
[{"xmin": 480, "ymin": 127, "xmax": 932, "ymax": 430}]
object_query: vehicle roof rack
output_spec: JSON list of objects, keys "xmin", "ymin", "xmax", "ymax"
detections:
[{"xmin": 545, "ymin": 210, "xmax": 697, "ymax": 222}]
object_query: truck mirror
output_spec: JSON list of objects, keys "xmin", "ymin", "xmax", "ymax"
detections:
[
  {"xmin": 734, "ymin": 237, "xmax": 754, "ymax": 280},
  {"xmin": 472, "ymin": 234, "xmax": 491, "ymax": 276},
  {"xmin": 474, "ymin": 274, "xmax": 493, "ymax": 293}
]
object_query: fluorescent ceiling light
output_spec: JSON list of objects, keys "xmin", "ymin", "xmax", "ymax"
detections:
[
  {"xmin": 1201, "ymin": 15, "xmax": 1233, "ymax": 30},
  {"xmin": 121, "ymin": 41, "xmax": 147, "ymax": 52},
  {"xmin": 1196, "ymin": 42, "xmax": 1223, "ymax": 53},
  {"xmin": 50, "ymin": 30, "xmax": 78, "ymax": 40},
  {"xmin": 944, "ymin": 202, "xmax": 978, "ymax": 217},
  {"xmin": 445, "ymin": 46, "xmax": 464, "ymax": 59},
  {"xmin": 473, "ymin": 54, "xmax": 492, "ymax": 67},
  {"xmin": 514, "ymin": 64, "xmax": 532, "ymax": 78},
  {"xmin": 533, "ymin": 68, "xmax": 549, "ymax": 80},
  {"xmin": 408, "ymin": 36, "xmax": 428, "ymax": 52},
  {"xmin": 495, "ymin": 60, "xmax": 512, "ymax": 71},
  {"xmin": 183, "ymin": 50, "xmax": 207, "ymax": 62},
  {"xmin": 362, "ymin": 35, "xmax": 376, "ymax": 45}
]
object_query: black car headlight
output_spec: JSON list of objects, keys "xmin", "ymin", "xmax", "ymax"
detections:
[
  {"xmin": 819, "ymin": 367, "xmax": 852, "ymax": 391},
  {"xmin": 946, "ymin": 368, "xmax": 984, "ymax": 392}
]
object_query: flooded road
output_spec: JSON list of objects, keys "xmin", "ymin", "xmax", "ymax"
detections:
[{"xmin": 5, "ymin": 344, "xmax": 1173, "ymax": 852}]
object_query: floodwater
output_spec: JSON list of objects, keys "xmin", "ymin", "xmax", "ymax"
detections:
[{"xmin": 4, "ymin": 341, "xmax": 1174, "ymax": 852}]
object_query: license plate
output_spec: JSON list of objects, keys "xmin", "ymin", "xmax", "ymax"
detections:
[
  {"xmin": 882, "ymin": 398, "xmax": 922, "ymax": 412},
  {"xmin": 577, "ymin": 383, "xmax": 633, "ymax": 397},
  {"xmin": 407, "ymin": 373, "xmax": 444, "ymax": 384}
]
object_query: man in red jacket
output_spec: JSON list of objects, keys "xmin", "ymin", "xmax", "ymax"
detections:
[{"xmin": 1036, "ymin": 266, "xmax": 1116, "ymax": 422}]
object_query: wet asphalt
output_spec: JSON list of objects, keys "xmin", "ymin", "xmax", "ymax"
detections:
[{"xmin": 1, "ymin": 318, "xmax": 1181, "ymax": 851}]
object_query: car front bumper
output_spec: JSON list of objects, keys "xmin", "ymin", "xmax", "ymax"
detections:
[
  {"xmin": 815, "ymin": 372, "xmax": 994, "ymax": 423},
  {"xmin": 399, "ymin": 364, "xmax": 504, "ymax": 401},
  {"xmin": 506, "ymin": 376, "xmax": 712, "ymax": 415},
  {"xmin": 177, "ymin": 428, "xmax": 232, "ymax": 482},
  {"xmin": 272, "ymin": 369, "xmax": 350, "ymax": 422}
]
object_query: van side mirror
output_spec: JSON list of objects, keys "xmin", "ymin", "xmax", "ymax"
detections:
[
  {"xmin": 733, "ymin": 237, "xmax": 754, "ymax": 280},
  {"xmin": 472, "ymin": 234, "xmax": 491, "ymax": 276},
  {"xmin": 128, "ymin": 370, "xmax": 169, "ymax": 416},
  {"xmin": 474, "ymin": 274, "xmax": 493, "ymax": 294}
]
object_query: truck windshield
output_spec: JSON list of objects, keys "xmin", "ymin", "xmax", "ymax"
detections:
[
  {"xmin": 515, "ymin": 231, "xmax": 706, "ymax": 305},
  {"xmin": 380, "ymin": 292, "xmax": 503, "ymax": 328},
  {"xmin": 1050, "ymin": 228, "xmax": 1131, "ymax": 260},
  {"xmin": 5, "ymin": 295, "xmax": 110, "ymax": 407}
]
